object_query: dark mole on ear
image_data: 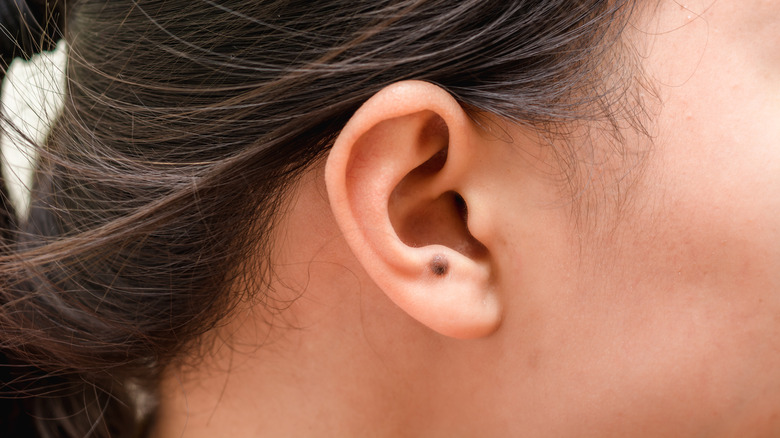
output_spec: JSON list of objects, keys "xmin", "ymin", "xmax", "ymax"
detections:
[{"xmin": 430, "ymin": 254, "xmax": 449, "ymax": 276}]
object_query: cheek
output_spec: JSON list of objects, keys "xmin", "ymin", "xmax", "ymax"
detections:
[
  {"xmin": 564, "ymin": 123, "xmax": 780, "ymax": 433},
  {"xmin": 491, "ymin": 177, "xmax": 780, "ymax": 435},
  {"xmin": 521, "ymin": 203, "xmax": 780, "ymax": 435},
  {"xmin": 501, "ymin": 123, "xmax": 780, "ymax": 434},
  {"xmin": 633, "ymin": 0, "xmax": 780, "ymax": 304}
]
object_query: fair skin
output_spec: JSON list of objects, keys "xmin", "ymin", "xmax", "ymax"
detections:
[{"xmin": 153, "ymin": 1, "xmax": 780, "ymax": 436}]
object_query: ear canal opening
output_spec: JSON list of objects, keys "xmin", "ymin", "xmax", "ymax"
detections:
[
  {"xmin": 438, "ymin": 190, "xmax": 488, "ymax": 259},
  {"xmin": 394, "ymin": 189, "xmax": 486, "ymax": 259},
  {"xmin": 389, "ymin": 146, "xmax": 487, "ymax": 260},
  {"xmin": 453, "ymin": 192, "xmax": 468, "ymax": 224}
]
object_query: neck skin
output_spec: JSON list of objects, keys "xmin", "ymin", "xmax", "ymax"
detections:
[{"xmin": 150, "ymin": 168, "xmax": 489, "ymax": 437}]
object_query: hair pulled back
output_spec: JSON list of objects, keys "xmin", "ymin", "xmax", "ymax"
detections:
[{"xmin": 0, "ymin": 1, "xmax": 641, "ymax": 436}]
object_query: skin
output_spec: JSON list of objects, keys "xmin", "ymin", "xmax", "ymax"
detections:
[{"xmin": 153, "ymin": 1, "xmax": 780, "ymax": 436}]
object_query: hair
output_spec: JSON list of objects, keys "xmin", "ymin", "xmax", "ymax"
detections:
[{"xmin": 0, "ymin": 0, "xmax": 645, "ymax": 436}]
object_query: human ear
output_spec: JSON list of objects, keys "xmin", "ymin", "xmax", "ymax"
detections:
[{"xmin": 325, "ymin": 81, "xmax": 501, "ymax": 339}]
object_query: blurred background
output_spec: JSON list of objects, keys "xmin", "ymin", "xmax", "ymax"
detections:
[{"xmin": 0, "ymin": 41, "xmax": 66, "ymax": 219}]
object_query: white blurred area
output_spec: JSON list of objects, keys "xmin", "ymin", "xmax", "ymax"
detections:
[{"xmin": 0, "ymin": 41, "xmax": 67, "ymax": 220}]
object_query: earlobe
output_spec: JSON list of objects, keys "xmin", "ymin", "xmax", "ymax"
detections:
[{"xmin": 325, "ymin": 81, "xmax": 502, "ymax": 339}]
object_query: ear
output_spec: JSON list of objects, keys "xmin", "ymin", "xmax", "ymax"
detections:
[{"xmin": 325, "ymin": 80, "xmax": 501, "ymax": 339}]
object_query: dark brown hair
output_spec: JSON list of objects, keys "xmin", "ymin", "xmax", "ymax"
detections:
[{"xmin": 0, "ymin": 1, "xmax": 643, "ymax": 436}]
